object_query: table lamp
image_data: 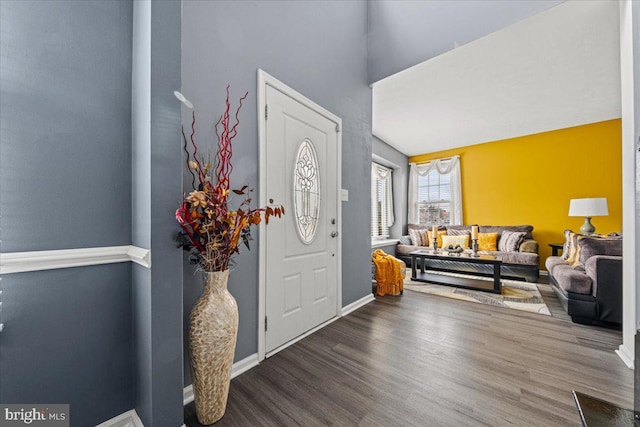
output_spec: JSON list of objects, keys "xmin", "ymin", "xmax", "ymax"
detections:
[{"xmin": 568, "ymin": 198, "xmax": 608, "ymax": 235}]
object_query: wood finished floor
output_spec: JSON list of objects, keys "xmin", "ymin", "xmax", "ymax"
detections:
[{"xmin": 185, "ymin": 281, "xmax": 632, "ymax": 426}]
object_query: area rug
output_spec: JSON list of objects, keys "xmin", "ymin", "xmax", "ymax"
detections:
[{"xmin": 404, "ymin": 270, "xmax": 551, "ymax": 316}]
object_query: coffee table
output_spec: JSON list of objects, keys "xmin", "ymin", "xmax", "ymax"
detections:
[{"xmin": 409, "ymin": 250, "xmax": 503, "ymax": 294}]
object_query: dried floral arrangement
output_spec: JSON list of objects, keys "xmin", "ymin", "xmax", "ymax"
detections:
[{"xmin": 175, "ymin": 87, "xmax": 283, "ymax": 272}]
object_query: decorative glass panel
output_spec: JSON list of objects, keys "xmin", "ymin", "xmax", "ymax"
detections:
[{"xmin": 293, "ymin": 138, "xmax": 320, "ymax": 244}]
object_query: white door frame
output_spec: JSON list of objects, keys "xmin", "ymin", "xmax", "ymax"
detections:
[{"xmin": 257, "ymin": 69, "xmax": 343, "ymax": 361}]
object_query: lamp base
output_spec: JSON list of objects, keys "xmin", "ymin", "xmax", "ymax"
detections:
[{"xmin": 580, "ymin": 217, "xmax": 596, "ymax": 235}]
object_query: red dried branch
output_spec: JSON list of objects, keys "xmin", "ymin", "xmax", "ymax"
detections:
[{"xmin": 176, "ymin": 86, "xmax": 284, "ymax": 272}]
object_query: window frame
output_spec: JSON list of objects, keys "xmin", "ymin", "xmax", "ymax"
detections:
[
  {"xmin": 371, "ymin": 162, "xmax": 393, "ymax": 240},
  {"xmin": 416, "ymin": 160, "xmax": 452, "ymax": 227}
]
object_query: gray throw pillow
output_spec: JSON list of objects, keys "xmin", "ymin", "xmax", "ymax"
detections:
[
  {"xmin": 399, "ymin": 235, "xmax": 412, "ymax": 245},
  {"xmin": 498, "ymin": 231, "xmax": 527, "ymax": 252},
  {"xmin": 447, "ymin": 228, "xmax": 471, "ymax": 237},
  {"xmin": 573, "ymin": 236, "xmax": 623, "ymax": 269}
]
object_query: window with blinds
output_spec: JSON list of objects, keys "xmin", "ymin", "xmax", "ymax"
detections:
[
  {"xmin": 417, "ymin": 164, "xmax": 451, "ymax": 226},
  {"xmin": 371, "ymin": 163, "xmax": 393, "ymax": 239}
]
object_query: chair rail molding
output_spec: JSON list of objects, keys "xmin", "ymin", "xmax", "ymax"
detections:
[{"xmin": 0, "ymin": 245, "xmax": 151, "ymax": 274}]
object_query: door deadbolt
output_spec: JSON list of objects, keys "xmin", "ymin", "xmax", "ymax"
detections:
[{"xmin": 331, "ymin": 231, "xmax": 339, "ymax": 238}]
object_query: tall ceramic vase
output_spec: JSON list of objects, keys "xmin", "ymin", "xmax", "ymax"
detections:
[{"xmin": 189, "ymin": 270, "xmax": 238, "ymax": 425}]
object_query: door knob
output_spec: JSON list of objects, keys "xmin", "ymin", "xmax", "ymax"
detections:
[{"xmin": 331, "ymin": 231, "xmax": 339, "ymax": 238}]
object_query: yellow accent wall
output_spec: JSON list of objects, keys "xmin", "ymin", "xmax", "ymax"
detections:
[{"xmin": 409, "ymin": 119, "xmax": 622, "ymax": 269}]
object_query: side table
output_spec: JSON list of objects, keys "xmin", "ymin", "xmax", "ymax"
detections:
[{"xmin": 549, "ymin": 243, "xmax": 564, "ymax": 257}]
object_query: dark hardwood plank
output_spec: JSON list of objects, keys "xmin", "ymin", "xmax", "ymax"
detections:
[{"xmin": 185, "ymin": 279, "xmax": 632, "ymax": 426}]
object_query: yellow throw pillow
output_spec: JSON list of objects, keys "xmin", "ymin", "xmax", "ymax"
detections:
[
  {"xmin": 477, "ymin": 232, "xmax": 498, "ymax": 251},
  {"xmin": 441, "ymin": 234, "xmax": 469, "ymax": 249},
  {"xmin": 427, "ymin": 230, "xmax": 447, "ymax": 248}
]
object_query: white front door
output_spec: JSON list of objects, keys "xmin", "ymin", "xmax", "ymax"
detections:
[{"xmin": 263, "ymin": 79, "xmax": 340, "ymax": 355}]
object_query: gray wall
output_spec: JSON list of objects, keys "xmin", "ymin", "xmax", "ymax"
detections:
[
  {"xmin": 367, "ymin": 0, "xmax": 564, "ymax": 83},
  {"xmin": 0, "ymin": 0, "xmax": 133, "ymax": 252},
  {"xmin": 1, "ymin": 1, "xmax": 184, "ymax": 426},
  {"xmin": 132, "ymin": 2, "xmax": 184, "ymax": 426},
  {"xmin": 182, "ymin": 0, "xmax": 372, "ymax": 383},
  {"xmin": 372, "ymin": 136, "xmax": 409, "ymax": 238},
  {"xmin": 0, "ymin": 1, "xmax": 134, "ymax": 425}
]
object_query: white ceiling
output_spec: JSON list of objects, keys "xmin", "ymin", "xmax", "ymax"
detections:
[{"xmin": 372, "ymin": 0, "xmax": 621, "ymax": 157}]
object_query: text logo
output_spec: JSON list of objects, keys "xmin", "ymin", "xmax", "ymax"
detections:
[{"xmin": 0, "ymin": 405, "xmax": 69, "ymax": 427}]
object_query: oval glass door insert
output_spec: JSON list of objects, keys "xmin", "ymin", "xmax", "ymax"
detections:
[{"xmin": 293, "ymin": 138, "xmax": 320, "ymax": 244}]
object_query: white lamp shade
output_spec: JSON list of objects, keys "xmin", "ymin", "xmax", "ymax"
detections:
[{"xmin": 568, "ymin": 198, "xmax": 609, "ymax": 217}]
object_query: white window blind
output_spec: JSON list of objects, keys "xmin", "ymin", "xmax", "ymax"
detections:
[{"xmin": 371, "ymin": 163, "xmax": 394, "ymax": 239}]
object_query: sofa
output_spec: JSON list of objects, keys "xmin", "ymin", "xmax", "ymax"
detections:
[
  {"xmin": 397, "ymin": 224, "xmax": 540, "ymax": 282},
  {"xmin": 545, "ymin": 230, "xmax": 622, "ymax": 325}
]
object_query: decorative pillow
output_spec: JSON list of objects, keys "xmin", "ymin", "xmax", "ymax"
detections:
[
  {"xmin": 419, "ymin": 229, "xmax": 430, "ymax": 246},
  {"xmin": 398, "ymin": 235, "xmax": 412, "ymax": 246},
  {"xmin": 477, "ymin": 232, "xmax": 498, "ymax": 251},
  {"xmin": 441, "ymin": 234, "xmax": 469, "ymax": 249},
  {"xmin": 427, "ymin": 230, "xmax": 447, "ymax": 248},
  {"xmin": 572, "ymin": 235, "xmax": 623, "ymax": 268},
  {"xmin": 479, "ymin": 225, "xmax": 534, "ymax": 240},
  {"xmin": 447, "ymin": 228, "xmax": 471, "ymax": 239},
  {"xmin": 561, "ymin": 229, "xmax": 574, "ymax": 260},
  {"xmin": 497, "ymin": 231, "xmax": 527, "ymax": 252},
  {"xmin": 564, "ymin": 232, "xmax": 583, "ymax": 264},
  {"xmin": 408, "ymin": 228, "xmax": 426, "ymax": 246}
]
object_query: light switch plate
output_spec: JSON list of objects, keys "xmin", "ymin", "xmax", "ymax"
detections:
[{"xmin": 341, "ymin": 189, "xmax": 349, "ymax": 201}]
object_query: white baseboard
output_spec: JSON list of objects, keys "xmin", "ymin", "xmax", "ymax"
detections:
[
  {"xmin": 183, "ymin": 353, "xmax": 260, "ymax": 405},
  {"xmin": 265, "ymin": 316, "xmax": 341, "ymax": 359},
  {"xmin": 230, "ymin": 353, "xmax": 260, "ymax": 379},
  {"xmin": 539, "ymin": 270, "xmax": 549, "ymax": 276},
  {"xmin": 616, "ymin": 344, "xmax": 634, "ymax": 369},
  {"xmin": 96, "ymin": 409, "xmax": 144, "ymax": 427},
  {"xmin": 183, "ymin": 384, "xmax": 194, "ymax": 406},
  {"xmin": 341, "ymin": 293, "xmax": 375, "ymax": 316}
]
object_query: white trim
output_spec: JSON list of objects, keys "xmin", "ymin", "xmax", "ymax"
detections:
[
  {"xmin": 257, "ymin": 69, "xmax": 268, "ymax": 364},
  {"xmin": 183, "ymin": 353, "xmax": 260, "ymax": 405},
  {"xmin": 539, "ymin": 270, "xmax": 549, "ymax": 277},
  {"xmin": 371, "ymin": 238, "xmax": 400, "ymax": 249},
  {"xmin": 616, "ymin": 344, "xmax": 634, "ymax": 369},
  {"xmin": 257, "ymin": 69, "xmax": 343, "ymax": 361},
  {"xmin": 619, "ymin": 0, "xmax": 637, "ymax": 367},
  {"xmin": 265, "ymin": 315, "xmax": 340, "ymax": 359},
  {"xmin": 0, "ymin": 245, "xmax": 151, "ymax": 275},
  {"xmin": 341, "ymin": 294, "xmax": 375, "ymax": 317},
  {"xmin": 183, "ymin": 384, "xmax": 194, "ymax": 406},
  {"xmin": 230, "ymin": 352, "xmax": 260, "ymax": 378},
  {"xmin": 126, "ymin": 246, "xmax": 152, "ymax": 268},
  {"xmin": 95, "ymin": 409, "xmax": 144, "ymax": 427}
]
